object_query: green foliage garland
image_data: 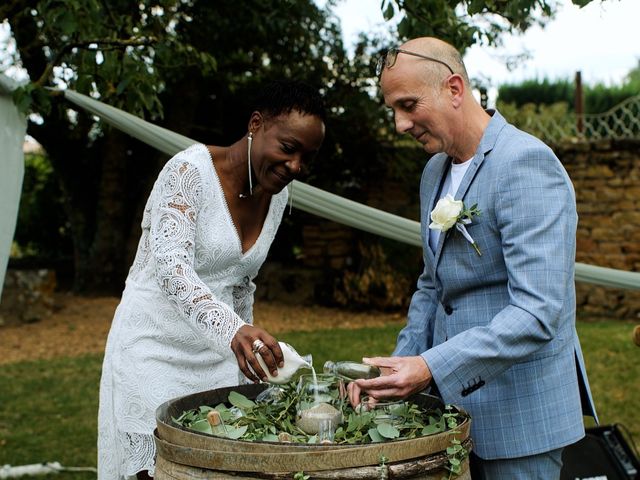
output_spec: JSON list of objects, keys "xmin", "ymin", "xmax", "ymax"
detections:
[{"xmin": 173, "ymin": 381, "xmax": 467, "ymax": 447}]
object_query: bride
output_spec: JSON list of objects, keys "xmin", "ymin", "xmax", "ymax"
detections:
[{"xmin": 97, "ymin": 80, "xmax": 326, "ymax": 479}]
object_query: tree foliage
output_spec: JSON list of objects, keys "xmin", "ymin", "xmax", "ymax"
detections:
[
  {"xmin": 380, "ymin": 0, "xmax": 600, "ymax": 51},
  {"xmin": 13, "ymin": 151, "xmax": 71, "ymax": 263},
  {"xmin": 2, "ymin": 0, "xmax": 605, "ymax": 295},
  {"xmin": 5, "ymin": 0, "xmax": 218, "ymax": 117},
  {"xmin": 498, "ymin": 77, "xmax": 574, "ymax": 107},
  {"xmin": 5, "ymin": 0, "xmax": 401, "ymax": 293},
  {"xmin": 497, "ymin": 67, "xmax": 640, "ymax": 114}
]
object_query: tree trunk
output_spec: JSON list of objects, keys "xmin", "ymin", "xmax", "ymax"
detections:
[{"xmin": 81, "ymin": 128, "xmax": 130, "ymax": 293}]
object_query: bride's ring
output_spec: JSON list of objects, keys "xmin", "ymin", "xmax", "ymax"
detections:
[{"xmin": 252, "ymin": 339, "xmax": 266, "ymax": 353}]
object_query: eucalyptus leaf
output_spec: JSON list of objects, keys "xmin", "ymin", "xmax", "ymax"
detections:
[
  {"xmin": 190, "ymin": 419, "xmax": 213, "ymax": 434},
  {"xmin": 210, "ymin": 425, "xmax": 228, "ymax": 436},
  {"xmin": 173, "ymin": 380, "xmax": 466, "ymax": 445},
  {"xmin": 368, "ymin": 427, "xmax": 384, "ymax": 443},
  {"xmin": 214, "ymin": 405, "xmax": 235, "ymax": 422},
  {"xmin": 228, "ymin": 391, "xmax": 256, "ymax": 410},
  {"xmin": 224, "ymin": 425, "xmax": 248, "ymax": 440},
  {"xmin": 376, "ymin": 422, "xmax": 400, "ymax": 439},
  {"xmin": 421, "ymin": 423, "xmax": 442, "ymax": 435}
]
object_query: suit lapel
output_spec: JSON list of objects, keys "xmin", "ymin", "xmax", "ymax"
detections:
[
  {"xmin": 423, "ymin": 155, "xmax": 450, "ymax": 271},
  {"xmin": 455, "ymin": 110, "xmax": 507, "ymax": 201},
  {"xmin": 432, "ymin": 110, "xmax": 508, "ymax": 270}
]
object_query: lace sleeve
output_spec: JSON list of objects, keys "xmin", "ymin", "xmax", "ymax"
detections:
[
  {"xmin": 233, "ymin": 277, "xmax": 256, "ymax": 325},
  {"xmin": 150, "ymin": 158, "xmax": 245, "ymax": 352}
]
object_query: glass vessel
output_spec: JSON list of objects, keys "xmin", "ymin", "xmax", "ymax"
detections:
[
  {"xmin": 358, "ymin": 396, "xmax": 407, "ymax": 426},
  {"xmin": 296, "ymin": 373, "xmax": 342, "ymax": 409},
  {"xmin": 323, "ymin": 360, "xmax": 380, "ymax": 380},
  {"xmin": 295, "ymin": 373, "xmax": 343, "ymax": 435},
  {"xmin": 255, "ymin": 342, "xmax": 312, "ymax": 384}
]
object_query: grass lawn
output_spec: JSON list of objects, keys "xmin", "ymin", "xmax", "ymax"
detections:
[{"xmin": 0, "ymin": 320, "xmax": 637, "ymax": 478}]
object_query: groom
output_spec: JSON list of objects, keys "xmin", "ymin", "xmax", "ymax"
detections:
[{"xmin": 349, "ymin": 37, "xmax": 597, "ymax": 479}]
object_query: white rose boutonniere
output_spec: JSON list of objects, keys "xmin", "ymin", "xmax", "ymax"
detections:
[{"xmin": 429, "ymin": 194, "xmax": 482, "ymax": 256}]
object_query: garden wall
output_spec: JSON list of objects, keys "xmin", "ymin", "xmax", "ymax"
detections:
[
  {"xmin": 263, "ymin": 139, "xmax": 640, "ymax": 320},
  {"xmin": 556, "ymin": 139, "xmax": 640, "ymax": 320},
  {"xmin": 3, "ymin": 143, "xmax": 638, "ymax": 322}
]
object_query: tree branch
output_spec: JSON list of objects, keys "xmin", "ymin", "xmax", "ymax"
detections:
[
  {"xmin": 34, "ymin": 36, "xmax": 157, "ymax": 87},
  {"xmin": 0, "ymin": 0, "xmax": 26, "ymax": 22},
  {"xmin": 67, "ymin": 37, "xmax": 157, "ymax": 50}
]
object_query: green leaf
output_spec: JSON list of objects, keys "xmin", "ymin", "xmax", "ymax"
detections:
[
  {"xmin": 14, "ymin": 91, "xmax": 32, "ymax": 114},
  {"xmin": 397, "ymin": 19, "xmax": 409, "ymax": 39},
  {"xmin": 383, "ymin": 2, "xmax": 394, "ymax": 20},
  {"xmin": 213, "ymin": 404, "xmax": 236, "ymax": 422},
  {"xmin": 228, "ymin": 391, "xmax": 256, "ymax": 410},
  {"xmin": 376, "ymin": 422, "xmax": 400, "ymax": 439},
  {"xmin": 75, "ymin": 74, "xmax": 93, "ymax": 94},
  {"xmin": 171, "ymin": 413, "xmax": 186, "ymax": 424},
  {"xmin": 421, "ymin": 414, "xmax": 445, "ymax": 435},
  {"xmin": 58, "ymin": 10, "xmax": 77, "ymax": 36},
  {"xmin": 173, "ymin": 382, "xmax": 464, "ymax": 445},
  {"xmin": 467, "ymin": 0, "xmax": 485, "ymax": 14},
  {"xmin": 447, "ymin": 444, "xmax": 462, "ymax": 455},
  {"xmin": 116, "ymin": 77, "xmax": 133, "ymax": 95},
  {"xmin": 189, "ymin": 419, "xmax": 213, "ymax": 434},
  {"xmin": 224, "ymin": 425, "xmax": 248, "ymax": 439},
  {"xmin": 368, "ymin": 427, "xmax": 384, "ymax": 442}
]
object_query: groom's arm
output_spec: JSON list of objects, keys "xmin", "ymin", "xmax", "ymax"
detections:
[{"xmin": 422, "ymin": 141, "xmax": 578, "ymax": 403}]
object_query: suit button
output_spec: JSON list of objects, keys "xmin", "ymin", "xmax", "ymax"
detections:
[{"xmin": 444, "ymin": 305, "xmax": 453, "ymax": 315}]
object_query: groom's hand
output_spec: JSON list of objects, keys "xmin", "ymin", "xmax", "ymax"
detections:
[{"xmin": 347, "ymin": 356, "xmax": 432, "ymax": 407}]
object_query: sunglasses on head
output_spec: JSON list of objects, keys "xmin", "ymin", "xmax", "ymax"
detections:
[{"xmin": 376, "ymin": 48, "xmax": 454, "ymax": 77}]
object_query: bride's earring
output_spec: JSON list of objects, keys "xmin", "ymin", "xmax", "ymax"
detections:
[{"xmin": 247, "ymin": 131, "xmax": 253, "ymax": 196}]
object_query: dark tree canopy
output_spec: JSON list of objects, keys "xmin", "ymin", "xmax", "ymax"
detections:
[{"xmin": 2, "ymin": 0, "xmax": 603, "ymax": 294}]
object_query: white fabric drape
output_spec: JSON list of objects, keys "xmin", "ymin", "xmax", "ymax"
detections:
[
  {"xmin": 0, "ymin": 86, "xmax": 634, "ymax": 291},
  {"xmin": 61, "ymin": 88, "xmax": 640, "ymax": 290},
  {"xmin": 62, "ymin": 89, "xmax": 423, "ymax": 247},
  {"xmin": 0, "ymin": 76, "xmax": 27, "ymax": 300}
]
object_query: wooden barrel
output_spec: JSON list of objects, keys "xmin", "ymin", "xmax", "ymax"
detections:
[{"xmin": 155, "ymin": 384, "xmax": 472, "ymax": 479}]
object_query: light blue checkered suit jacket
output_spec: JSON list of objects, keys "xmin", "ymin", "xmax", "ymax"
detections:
[{"xmin": 394, "ymin": 110, "xmax": 597, "ymax": 460}]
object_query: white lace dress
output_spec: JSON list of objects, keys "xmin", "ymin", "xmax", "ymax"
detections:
[{"xmin": 97, "ymin": 144, "xmax": 288, "ymax": 479}]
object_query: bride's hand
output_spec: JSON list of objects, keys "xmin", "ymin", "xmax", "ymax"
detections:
[{"xmin": 231, "ymin": 325, "xmax": 283, "ymax": 383}]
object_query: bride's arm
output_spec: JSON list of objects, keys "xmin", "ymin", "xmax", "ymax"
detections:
[{"xmin": 149, "ymin": 157, "xmax": 245, "ymax": 353}]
